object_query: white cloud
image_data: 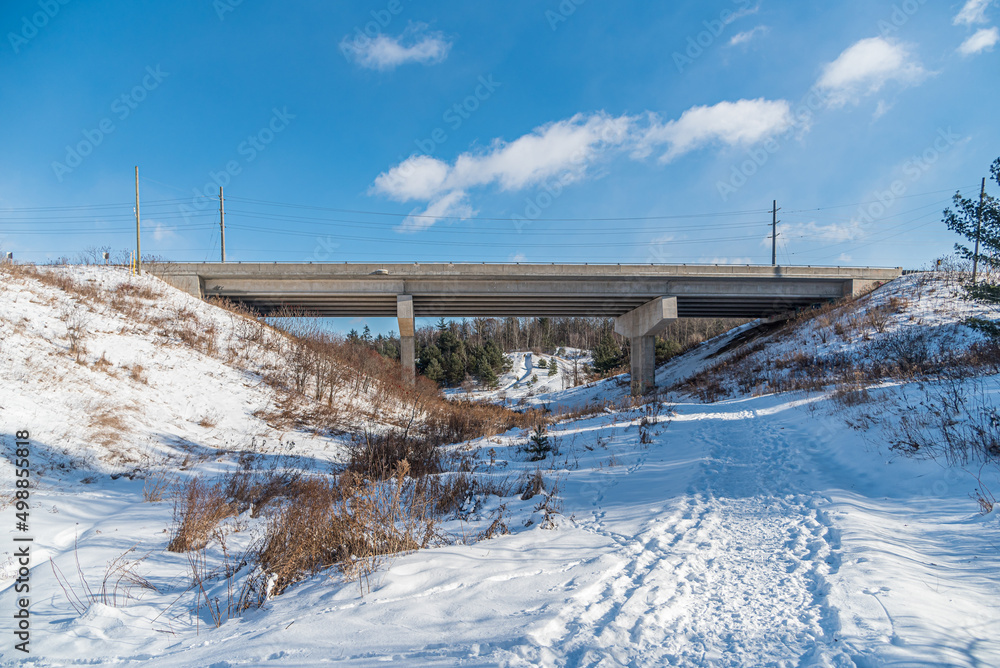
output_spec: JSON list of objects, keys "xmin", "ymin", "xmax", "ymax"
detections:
[
  {"xmin": 372, "ymin": 100, "xmax": 792, "ymax": 230},
  {"xmin": 958, "ymin": 26, "xmax": 1000, "ymax": 54},
  {"xmin": 340, "ymin": 23, "xmax": 450, "ymax": 70},
  {"xmin": 816, "ymin": 37, "xmax": 925, "ymax": 107},
  {"xmin": 729, "ymin": 25, "xmax": 769, "ymax": 46},
  {"xmin": 151, "ymin": 221, "xmax": 176, "ymax": 242},
  {"xmin": 782, "ymin": 220, "xmax": 865, "ymax": 244},
  {"xmin": 954, "ymin": 0, "xmax": 992, "ymax": 25},
  {"xmin": 703, "ymin": 257, "xmax": 753, "ymax": 265},
  {"xmin": 639, "ymin": 98, "xmax": 794, "ymax": 163},
  {"xmin": 508, "ymin": 252, "xmax": 527, "ymax": 262},
  {"xmin": 873, "ymin": 99, "xmax": 893, "ymax": 120},
  {"xmin": 729, "ymin": 3, "xmax": 760, "ymax": 22},
  {"xmin": 372, "ymin": 155, "xmax": 450, "ymax": 201},
  {"xmin": 372, "ymin": 112, "xmax": 631, "ymax": 207},
  {"xmin": 398, "ymin": 190, "xmax": 475, "ymax": 233}
]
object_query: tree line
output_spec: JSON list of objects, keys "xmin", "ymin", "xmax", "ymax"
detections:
[{"xmin": 349, "ymin": 316, "xmax": 747, "ymax": 388}]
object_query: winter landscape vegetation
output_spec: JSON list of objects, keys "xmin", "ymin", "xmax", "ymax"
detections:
[{"xmin": 4, "ymin": 1, "xmax": 1000, "ymax": 665}]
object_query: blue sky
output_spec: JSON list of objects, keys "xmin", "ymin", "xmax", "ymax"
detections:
[{"xmin": 1, "ymin": 0, "xmax": 998, "ymax": 274}]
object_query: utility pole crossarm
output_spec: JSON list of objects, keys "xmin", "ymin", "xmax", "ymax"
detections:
[{"xmin": 771, "ymin": 200, "xmax": 780, "ymax": 267}]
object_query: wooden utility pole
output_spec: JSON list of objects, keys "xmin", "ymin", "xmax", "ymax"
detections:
[
  {"xmin": 771, "ymin": 200, "xmax": 779, "ymax": 266},
  {"xmin": 219, "ymin": 186, "xmax": 226, "ymax": 263},
  {"xmin": 134, "ymin": 166, "xmax": 141, "ymax": 276},
  {"xmin": 972, "ymin": 177, "xmax": 986, "ymax": 284}
]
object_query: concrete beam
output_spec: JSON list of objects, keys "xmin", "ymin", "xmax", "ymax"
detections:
[
  {"xmin": 614, "ymin": 296, "xmax": 678, "ymax": 338},
  {"xmin": 158, "ymin": 274, "xmax": 202, "ymax": 299},
  {"xmin": 614, "ymin": 297, "xmax": 678, "ymax": 396},
  {"xmin": 397, "ymin": 295, "xmax": 415, "ymax": 385}
]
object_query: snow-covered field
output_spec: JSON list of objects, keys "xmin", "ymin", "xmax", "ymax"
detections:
[{"xmin": 2, "ymin": 268, "xmax": 1000, "ymax": 666}]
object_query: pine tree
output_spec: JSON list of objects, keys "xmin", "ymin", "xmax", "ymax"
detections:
[
  {"xmin": 525, "ymin": 425, "xmax": 551, "ymax": 461},
  {"xmin": 592, "ymin": 332, "xmax": 623, "ymax": 373},
  {"xmin": 548, "ymin": 359, "xmax": 558, "ymax": 376},
  {"xmin": 944, "ymin": 157, "xmax": 1000, "ymax": 301},
  {"xmin": 424, "ymin": 357, "xmax": 445, "ymax": 384}
]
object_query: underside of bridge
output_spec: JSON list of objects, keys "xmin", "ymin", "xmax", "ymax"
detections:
[{"xmin": 151, "ymin": 262, "xmax": 902, "ymax": 395}]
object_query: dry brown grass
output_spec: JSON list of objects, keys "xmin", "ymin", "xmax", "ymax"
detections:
[
  {"xmin": 252, "ymin": 460, "xmax": 439, "ymax": 597},
  {"xmin": 167, "ymin": 477, "xmax": 236, "ymax": 552},
  {"xmin": 93, "ymin": 352, "xmax": 113, "ymax": 372},
  {"xmin": 124, "ymin": 363, "xmax": 147, "ymax": 384},
  {"xmin": 88, "ymin": 405, "xmax": 128, "ymax": 447}
]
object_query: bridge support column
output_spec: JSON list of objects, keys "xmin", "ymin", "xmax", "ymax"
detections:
[
  {"xmin": 397, "ymin": 295, "xmax": 415, "ymax": 385},
  {"xmin": 614, "ymin": 297, "xmax": 677, "ymax": 396}
]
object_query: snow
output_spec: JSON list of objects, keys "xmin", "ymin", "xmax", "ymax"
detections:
[
  {"xmin": 3, "ymin": 267, "xmax": 1000, "ymax": 666},
  {"xmin": 446, "ymin": 349, "xmax": 593, "ymax": 406}
]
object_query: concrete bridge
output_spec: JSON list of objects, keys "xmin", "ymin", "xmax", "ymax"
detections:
[{"xmin": 150, "ymin": 262, "xmax": 901, "ymax": 395}]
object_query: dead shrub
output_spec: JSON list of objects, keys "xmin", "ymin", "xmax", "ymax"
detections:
[
  {"xmin": 142, "ymin": 470, "xmax": 175, "ymax": 502},
  {"xmin": 93, "ymin": 352, "xmax": 112, "ymax": 372},
  {"xmin": 255, "ymin": 461, "xmax": 437, "ymax": 596},
  {"xmin": 224, "ymin": 454, "xmax": 302, "ymax": 518},
  {"xmin": 126, "ymin": 363, "xmax": 147, "ymax": 384},
  {"xmin": 60, "ymin": 306, "xmax": 89, "ymax": 362},
  {"xmin": 348, "ymin": 430, "xmax": 441, "ymax": 479},
  {"xmin": 519, "ymin": 469, "xmax": 545, "ymax": 500},
  {"xmin": 864, "ymin": 304, "xmax": 892, "ymax": 334},
  {"xmin": 167, "ymin": 477, "xmax": 236, "ymax": 552}
]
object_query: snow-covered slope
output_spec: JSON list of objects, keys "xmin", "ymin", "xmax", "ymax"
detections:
[
  {"xmin": 3, "ymin": 269, "xmax": 1000, "ymax": 666},
  {"xmin": 447, "ymin": 349, "xmax": 592, "ymax": 404},
  {"xmin": 0, "ymin": 264, "xmax": 427, "ymax": 481}
]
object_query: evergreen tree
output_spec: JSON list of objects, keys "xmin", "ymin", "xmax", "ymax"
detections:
[
  {"xmin": 944, "ymin": 157, "xmax": 1000, "ymax": 300},
  {"xmin": 548, "ymin": 359, "xmax": 558, "ymax": 376},
  {"xmin": 424, "ymin": 357, "xmax": 445, "ymax": 383},
  {"xmin": 525, "ymin": 425, "xmax": 552, "ymax": 461},
  {"xmin": 592, "ymin": 332, "xmax": 624, "ymax": 373}
]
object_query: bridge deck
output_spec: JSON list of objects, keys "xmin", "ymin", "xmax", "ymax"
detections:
[{"xmin": 150, "ymin": 262, "xmax": 902, "ymax": 320}]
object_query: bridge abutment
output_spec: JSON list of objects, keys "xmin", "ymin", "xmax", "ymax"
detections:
[
  {"xmin": 614, "ymin": 296, "xmax": 678, "ymax": 396},
  {"xmin": 397, "ymin": 295, "xmax": 415, "ymax": 385}
]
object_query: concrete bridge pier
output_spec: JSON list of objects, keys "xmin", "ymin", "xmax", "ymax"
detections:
[
  {"xmin": 397, "ymin": 295, "xmax": 415, "ymax": 385},
  {"xmin": 614, "ymin": 296, "xmax": 678, "ymax": 396}
]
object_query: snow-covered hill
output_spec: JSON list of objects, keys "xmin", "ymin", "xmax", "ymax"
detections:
[
  {"xmin": 446, "ymin": 348, "xmax": 592, "ymax": 404},
  {"xmin": 3, "ymin": 267, "xmax": 1000, "ymax": 666}
]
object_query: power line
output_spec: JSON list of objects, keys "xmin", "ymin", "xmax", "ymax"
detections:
[{"xmin": 224, "ymin": 195, "xmax": 771, "ymax": 222}]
